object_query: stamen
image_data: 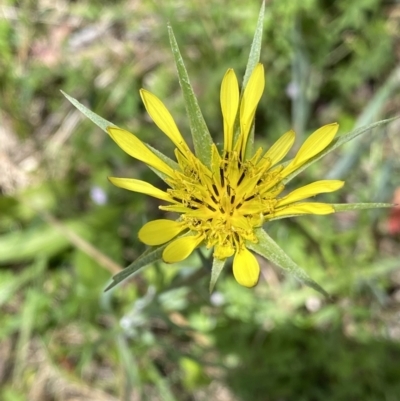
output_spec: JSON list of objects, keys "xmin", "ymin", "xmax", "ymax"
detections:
[
  {"xmin": 220, "ymin": 168, "xmax": 225, "ymax": 187},
  {"xmin": 237, "ymin": 172, "xmax": 246, "ymax": 186},
  {"xmin": 212, "ymin": 184, "xmax": 219, "ymax": 196}
]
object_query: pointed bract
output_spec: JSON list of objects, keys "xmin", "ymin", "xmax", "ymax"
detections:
[
  {"xmin": 168, "ymin": 25, "xmax": 213, "ymax": 167},
  {"xmin": 210, "ymin": 258, "xmax": 226, "ymax": 293}
]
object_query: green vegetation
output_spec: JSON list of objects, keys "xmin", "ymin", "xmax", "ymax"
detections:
[{"xmin": 1, "ymin": 0, "xmax": 400, "ymax": 400}]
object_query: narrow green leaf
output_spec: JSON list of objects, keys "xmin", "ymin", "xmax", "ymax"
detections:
[
  {"xmin": 247, "ymin": 228, "xmax": 329, "ymax": 297},
  {"xmin": 105, "ymin": 245, "xmax": 167, "ymax": 291},
  {"xmin": 0, "ymin": 257, "xmax": 46, "ymax": 307},
  {"xmin": 115, "ymin": 335, "xmax": 142, "ymax": 394},
  {"xmin": 332, "ymin": 203, "xmax": 394, "ymax": 212},
  {"xmin": 13, "ymin": 289, "xmax": 41, "ymax": 384},
  {"xmin": 146, "ymin": 359, "xmax": 179, "ymax": 401},
  {"xmin": 209, "ymin": 258, "xmax": 226, "ymax": 293},
  {"xmin": 283, "ymin": 116, "xmax": 399, "ymax": 184},
  {"xmin": 327, "ymin": 67, "xmax": 400, "ymax": 179},
  {"xmin": 0, "ymin": 218, "xmax": 91, "ymax": 263},
  {"xmin": 168, "ymin": 25, "xmax": 213, "ymax": 167},
  {"xmin": 291, "ymin": 18, "xmax": 313, "ymax": 140}
]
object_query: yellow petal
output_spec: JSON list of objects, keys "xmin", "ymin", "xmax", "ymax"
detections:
[
  {"xmin": 160, "ymin": 204, "xmax": 202, "ymax": 214},
  {"xmin": 233, "ymin": 247, "xmax": 260, "ymax": 287},
  {"xmin": 292, "ymin": 123, "xmax": 339, "ymax": 167},
  {"xmin": 277, "ymin": 180, "xmax": 344, "ymax": 207},
  {"xmin": 214, "ymin": 243, "xmax": 235, "ymax": 259},
  {"xmin": 107, "ymin": 127, "xmax": 174, "ymax": 177},
  {"xmin": 138, "ymin": 219, "xmax": 186, "ymax": 246},
  {"xmin": 272, "ymin": 202, "xmax": 335, "ymax": 218},
  {"xmin": 237, "ymin": 202, "xmax": 266, "ymax": 215},
  {"xmin": 230, "ymin": 215, "xmax": 256, "ymax": 231},
  {"xmin": 163, "ymin": 235, "xmax": 204, "ymax": 263},
  {"xmin": 260, "ymin": 129, "xmax": 295, "ymax": 167},
  {"xmin": 211, "ymin": 144, "xmax": 222, "ymax": 187},
  {"xmin": 140, "ymin": 89, "xmax": 190, "ymax": 154},
  {"xmin": 220, "ymin": 69, "xmax": 239, "ymax": 152},
  {"xmin": 108, "ymin": 177, "xmax": 174, "ymax": 202},
  {"xmin": 239, "ymin": 63, "xmax": 265, "ymax": 156}
]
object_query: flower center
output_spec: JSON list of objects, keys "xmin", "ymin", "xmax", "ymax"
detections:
[{"xmin": 162, "ymin": 147, "xmax": 285, "ymax": 259}]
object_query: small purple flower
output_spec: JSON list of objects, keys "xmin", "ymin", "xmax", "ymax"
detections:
[
  {"xmin": 90, "ymin": 186, "xmax": 108, "ymax": 205},
  {"xmin": 286, "ymin": 81, "xmax": 300, "ymax": 99}
]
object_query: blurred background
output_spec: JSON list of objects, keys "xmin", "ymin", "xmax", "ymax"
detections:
[{"xmin": 1, "ymin": 0, "xmax": 400, "ymax": 400}]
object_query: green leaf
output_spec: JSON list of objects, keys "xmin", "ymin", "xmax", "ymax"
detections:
[
  {"xmin": 115, "ymin": 335, "xmax": 142, "ymax": 394},
  {"xmin": 104, "ymin": 244, "xmax": 167, "ymax": 291},
  {"xmin": 283, "ymin": 116, "xmax": 399, "ymax": 184},
  {"xmin": 327, "ymin": 68, "xmax": 400, "ymax": 179},
  {"xmin": 0, "ymin": 218, "xmax": 91, "ymax": 264},
  {"xmin": 291, "ymin": 18, "xmax": 313, "ymax": 140},
  {"xmin": 146, "ymin": 359, "xmax": 179, "ymax": 401},
  {"xmin": 332, "ymin": 203, "xmax": 394, "ymax": 212},
  {"xmin": 209, "ymin": 258, "xmax": 226, "ymax": 293},
  {"xmin": 61, "ymin": 90, "xmax": 115, "ymax": 133},
  {"xmin": 168, "ymin": 25, "xmax": 213, "ymax": 168},
  {"xmin": 247, "ymin": 228, "xmax": 329, "ymax": 297},
  {"xmin": 0, "ymin": 257, "xmax": 46, "ymax": 307}
]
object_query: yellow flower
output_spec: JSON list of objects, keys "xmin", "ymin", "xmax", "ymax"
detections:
[{"xmin": 107, "ymin": 63, "xmax": 344, "ymax": 288}]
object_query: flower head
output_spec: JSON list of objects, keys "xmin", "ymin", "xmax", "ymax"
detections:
[{"xmin": 107, "ymin": 63, "xmax": 344, "ymax": 288}]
